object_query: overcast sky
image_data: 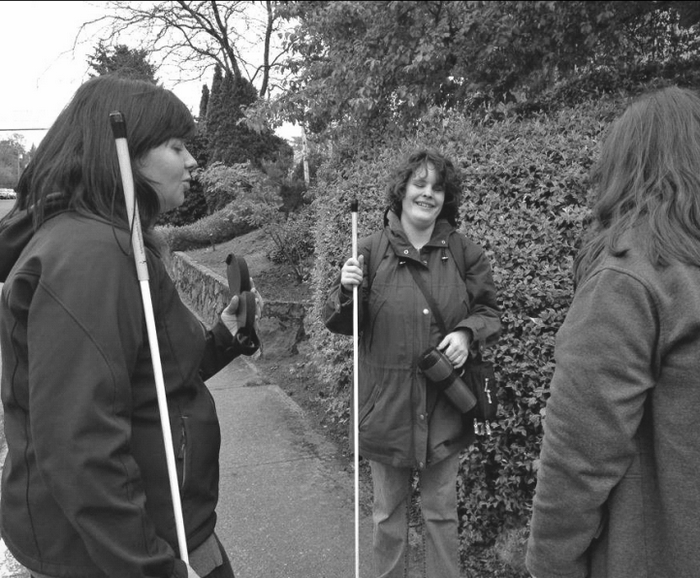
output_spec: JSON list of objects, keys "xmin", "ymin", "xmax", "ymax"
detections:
[{"xmin": 0, "ymin": 1, "xmax": 284, "ymax": 150}]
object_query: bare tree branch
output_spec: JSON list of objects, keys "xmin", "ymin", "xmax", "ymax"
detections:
[{"xmin": 77, "ymin": 1, "xmax": 290, "ymax": 97}]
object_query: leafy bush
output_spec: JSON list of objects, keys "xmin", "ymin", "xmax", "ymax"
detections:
[
  {"xmin": 305, "ymin": 95, "xmax": 631, "ymax": 559},
  {"xmin": 160, "ymin": 160, "xmax": 296, "ymax": 252},
  {"xmin": 157, "ymin": 202, "xmax": 257, "ymax": 252},
  {"xmin": 156, "ymin": 178, "xmax": 208, "ymax": 227},
  {"xmin": 197, "ymin": 162, "xmax": 257, "ymax": 214},
  {"xmin": 448, "ymin": 102, "xmax": 615, "ymax": 547},
  {"xmin": 278, "ymin": 178, "xmax": 309, "ymax": 215},
  {"xmin": 266, "ymin": 204, "xmax": 316, "ymax": 282}
]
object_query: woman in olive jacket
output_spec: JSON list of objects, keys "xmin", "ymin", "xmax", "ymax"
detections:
[
  {"xmin": 526, "ymin": 87, "xmax": 700, "ymax": 578},
  {"xmin": 0, "ymin": 75, "xmax": 260, "ymax": 578},
  {"xmin": 324, "ymin": 150, "xmax": 501, "ymax": 578}
]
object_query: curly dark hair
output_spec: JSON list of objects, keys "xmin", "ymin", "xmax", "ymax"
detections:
[{"xmin": 385, "ymin": 149, "xmax": 462, "ymax": 226}]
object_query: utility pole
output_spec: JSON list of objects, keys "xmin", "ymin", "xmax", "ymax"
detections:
[{"xmin": 301, "ymin": 126, "xmax": 310, "ymax": 187}]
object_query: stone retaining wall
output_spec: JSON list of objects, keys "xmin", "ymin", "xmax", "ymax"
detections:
[{"xmin": 169, "ymin": 252, "xmax": 311, "ymax": 357}]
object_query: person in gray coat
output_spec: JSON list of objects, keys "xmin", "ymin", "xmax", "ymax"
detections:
[
  {"xmin": 526, "ymin": 86, "xmax": 700, "ymax": 578},
  {"xmin": 324, "ymin": 149, "xmax": 501, "ymax": 578}
]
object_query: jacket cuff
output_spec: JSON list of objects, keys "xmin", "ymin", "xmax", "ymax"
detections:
[
  {"xmin": 338, "ymin": 285, "xmax": 354, "ymax": 306},
  {"xmin": 171, "ymin": 558, "xmax": 189, "ymax": 578},
  {"xmin": 457, "ymin": 318, "xmax": 485, "ymax": 344}
]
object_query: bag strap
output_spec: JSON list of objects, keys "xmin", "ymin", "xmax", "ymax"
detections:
[
  {"xmin": 368, "ymin": 229, "xmax": 390, "ymax": 289},
  {"xmin": 406, "ymin": 263, "xmax": 448, "ymax": 337},
  {"xmin": 448, "ymin": 232, "xmax": 466, "ymax": 281},
  {"xmin": 407, "ymin": 259, "xmax": 482, "ymax": 363}
]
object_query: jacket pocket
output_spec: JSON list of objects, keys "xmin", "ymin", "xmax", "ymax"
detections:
[
  {"xmin": 365, "ymin": 297, "xmax": 387, "ymax": 352},
  {"xmin": 176, "ymin": 415, "xmax": 189, "ymax": 492},
  {"xmin": 359, "ymin": 383, "xmax": 382, "ymax": 429}
]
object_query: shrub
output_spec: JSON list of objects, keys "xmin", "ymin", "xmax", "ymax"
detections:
[
  {"xmin": 157, "ymin": 201, "xmax": 257, "ymax": 252},
  {"xmin": 198, "ymin": 162, "xmax": 257, "ymax": 214},
  {"xmin": 156, "ymin": 177, "xmax": 208, "ymax": 227},
  {"xmin": 278, "ymin": 178, "xmax": 309, "ymax": 215},
  {"xmin": 266, "ymin": 204, "xmax": 316, "ymax": 282},
  {"xmin": 160, "ymin": 161, "xmax": 292, "ymax": 252}
]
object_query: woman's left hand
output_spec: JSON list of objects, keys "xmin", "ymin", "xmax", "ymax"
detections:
[{"xmin": 438, "ymin": 330, "xmax": 471, "ymax": 369}]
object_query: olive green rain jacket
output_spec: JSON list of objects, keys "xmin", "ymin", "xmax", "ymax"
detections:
[{"xmin": 324, "ymin": 211, "xmax": 501, "ymax": 469}]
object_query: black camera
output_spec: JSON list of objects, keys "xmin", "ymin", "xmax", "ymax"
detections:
[{"xmin": 417, "ymin": 347, "xmax": 477, "ymax": 414}]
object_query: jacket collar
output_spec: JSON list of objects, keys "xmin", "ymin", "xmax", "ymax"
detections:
[{"xmin": 383, "ymin": 209, "xmax": 455, "ymax": 264}]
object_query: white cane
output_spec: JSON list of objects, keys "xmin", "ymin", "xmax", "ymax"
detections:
[
  {"xmin": 109, "ymin": 111, "xmax": 190, "ymax": 565},
  {"xmin": 350, "ymin": 198, "xmax": 360, "ymax": 578}
]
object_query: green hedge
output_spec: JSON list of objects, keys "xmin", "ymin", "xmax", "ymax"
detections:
[
  {"xmin": 451, "ymin": 101, "xmax": 621, "ymax": 546},
  {"xmin": 306, "ymin": 96, "xmax": 628, "ymax": 553}
]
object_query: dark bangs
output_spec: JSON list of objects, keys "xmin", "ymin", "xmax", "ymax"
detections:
[{"xmin": 127, "ymin": 89, "xmax": 196, "ymax": 157}]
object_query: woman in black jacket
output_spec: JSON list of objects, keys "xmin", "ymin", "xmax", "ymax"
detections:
[{"xmin": 0, "ymin": 74, "xmax": 260, "ymax": 578}]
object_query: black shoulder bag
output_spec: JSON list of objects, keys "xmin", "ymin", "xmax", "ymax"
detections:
[{"xmin": 407, "ymin": 264, "xmax": 498, "ymax": 425}]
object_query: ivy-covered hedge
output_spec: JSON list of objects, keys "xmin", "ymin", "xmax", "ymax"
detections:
[
  {"xmin": 451, "ymin": 101, "xmax": 619, "ymax": 547},
  {"xmin": 306, "ymin": 95, "xmax": 628, "ymax": 554}
]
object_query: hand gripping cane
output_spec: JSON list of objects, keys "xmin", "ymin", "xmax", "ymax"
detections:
[
  {"xmin": 350, "ymin": 198, "xmax": 360, "ymax": 578},
  {"xmin": 109, "ymin": 111, "xmax": 190, "ymax": 565}
]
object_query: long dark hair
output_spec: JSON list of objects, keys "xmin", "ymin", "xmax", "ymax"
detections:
[
  {"xmin": 13, "ymin": 74, "xmax": 195, "ymax": 232},
  {"xmin": 574, "ymin": 86, "xmax": 700, "ymax": 285},
  {"xmin": 386, "ymin": 149, "xmax": 462, "ymax": 226}
]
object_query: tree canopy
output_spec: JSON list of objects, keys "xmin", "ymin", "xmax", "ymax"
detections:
[{"xmin": 260, "ymin": 1, "xmax": 700, "ymax": 138}]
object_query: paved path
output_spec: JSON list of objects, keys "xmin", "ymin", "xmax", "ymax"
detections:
[
  {"xmin": 0, "ymin": 351, "xmax": 376, "ymax": 578},
  {"xmin": 206, "ymin": 355, "xmax": 375, "ymax": 578}
]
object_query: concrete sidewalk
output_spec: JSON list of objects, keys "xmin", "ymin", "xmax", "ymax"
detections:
[
  {"xmin": 207, "ymin": 355, "xmax": 375, "ymax": 578},
  {"xmin": 0, "ymin": 353, "xmax": 375, "ymax": 578}
]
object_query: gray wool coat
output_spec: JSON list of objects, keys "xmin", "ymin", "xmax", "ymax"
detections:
[{"xmin": 527, "ymin": 231, "xmax": 700, "ymax": 578}]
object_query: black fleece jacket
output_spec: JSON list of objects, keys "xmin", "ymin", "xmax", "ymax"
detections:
[{"xmin": 0, "ymin": 206, "xmax": 248, "ymax": 577}]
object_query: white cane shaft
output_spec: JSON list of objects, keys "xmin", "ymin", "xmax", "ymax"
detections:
[
  {"xmin": 351, "ymin": 212, "xmax": 360, "ymax": 578},
  {"xmin": 114, "ymin": 138, "xmax": 149, "ymax": 281},
  {"xmin": 113, "ymin": 134, "xmax": 189, "ymax": 563},
  {"xmin": 141, "ymin": 286, "xmax": 190, "ymax": 564}
]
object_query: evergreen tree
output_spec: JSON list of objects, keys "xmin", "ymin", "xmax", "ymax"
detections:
[
  {"xmin": 88, "ymin": 42, "xmax": 157, "ymax": 83},
  {"xmin": 198, "ymin": 84, "xmax": 210, "ymax": 124},
  {"xmin": 205, "ymin": 71, "xmax": 291, "ymax": 168},
  {"xmin": 205, "ymin": 65, "xmax": 224, "ymax": 129}
]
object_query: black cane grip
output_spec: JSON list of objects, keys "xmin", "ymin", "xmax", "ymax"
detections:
[{"xmin": 109, "ymin": 111, "xmax": 127, "ymax": 139}]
